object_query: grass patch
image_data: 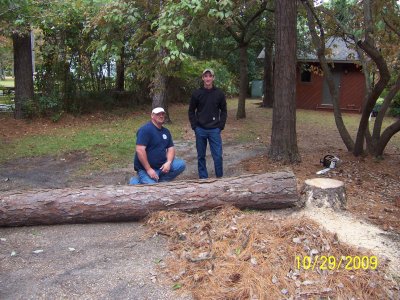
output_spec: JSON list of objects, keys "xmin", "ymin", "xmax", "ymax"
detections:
[
  {"xmin": 0, "ymin": 77, "xmax": 15, "ymax": 88},
  {"xmin": 0, "ymin": 77, "xmax": 15, "ymax": 105},
  {"xmin": 1, "ymin": 99, "xmax": 399, "ymax": 175},
  {"xmin": 0, "ymin": 108, "xmax": 190, "ymax": 173},
  {"xmin": 0, "ymin": 115, "xmax": 140, "ymax": 170}
]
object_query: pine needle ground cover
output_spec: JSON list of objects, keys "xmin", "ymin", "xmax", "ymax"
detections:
[{"xmin": 147, "ymin": 207, "xmax": 398, "ymax": 299}]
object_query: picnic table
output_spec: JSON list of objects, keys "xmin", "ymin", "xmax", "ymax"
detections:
[{"xmin": 0, "ymin": 86, "xmax": 15, "ymax": 96}]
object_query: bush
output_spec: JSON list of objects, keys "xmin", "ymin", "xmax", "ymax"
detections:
[
  {"xmin": 378, "ymin": 86, "xmax": 400, "ymax": 117},
  {"xmin": 68, "ymin": 91, "xmax": 116, "ymax": 115},
  {"xmin": 389, "ymin": 93, "xmax": 400, "ymax": 117}
]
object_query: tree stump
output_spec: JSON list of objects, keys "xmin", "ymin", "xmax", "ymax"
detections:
[
  {"xmin": 0, "ymin": 171, "xmax": 299, "ymax": 227},
  {"xmin": 301, "ymin": 178, "xmax": 346, "ymax": 210}
]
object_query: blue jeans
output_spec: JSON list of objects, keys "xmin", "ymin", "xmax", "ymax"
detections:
[
  {"xmin": 195, "ymin": 127, "xmax": 223, "ymax": 179},
  {"xmin": 129, "ymin": 158, "xmax": 186, "ymax": 185}
]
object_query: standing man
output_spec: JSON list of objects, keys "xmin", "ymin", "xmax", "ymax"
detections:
[
  {"xmin": 188, "ymin": 68, "xmax": 227, "ymax": 179},
  {"xmin": 129, "ymin": 107, "xmax": 186, "ymax": 184}
]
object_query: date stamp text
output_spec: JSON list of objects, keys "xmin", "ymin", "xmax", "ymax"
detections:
[{"xmin": 295, "ymin": 255, "xmax": 378, "ymax": 271}]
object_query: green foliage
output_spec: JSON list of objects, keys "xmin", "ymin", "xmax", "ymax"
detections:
[
  {"xmin": 0, "ymin": 0, "xmax": 35, "ymax": 35},
  {"xmin": 68, "ymin": 91, "xmax": 117, "ymax": 114},
  {"xmin": 153, "ymin": 0, "xmax": 236, "ymax": 65},
  {"xmin": 37, "ymin": 94, "xmax": 63, "ymax": 114},
  {"xmin": 20, "ymin": 99, "xmax": 36, "ymax": 118},
  {"xmin": 389, "ymin": 92, "xmax": 400, "ymax": 117},
  {"xmin": 20, "ymin": 93, "xmax": 62, "ymax": 119},
  {"xmin": 176, "ymin": 59, "xmax": 238, "ymax": 96}
]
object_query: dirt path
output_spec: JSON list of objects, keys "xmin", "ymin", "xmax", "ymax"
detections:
[
  {"xmin": 0, "ymin": 141, "xmax": 266, "ymax": 191},
  {"xmin": 0, "ymin": 222, "xmax": 192, "ymax": 299},
  {"xmin": 0, "ymin": 140, "xmax": 267, "ymax": 299}
]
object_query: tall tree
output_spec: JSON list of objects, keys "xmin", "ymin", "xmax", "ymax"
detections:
[
  {"xmin": 1, "ymin": 0, "xmax": 36, "ymax": 119},
  {"xmin": 262, "ymin": 14, "xmax": 274, "ymax": 107},
  {"xmin": 269, "ymin": 0, "xmax": 300, "ymax": 163},
  {"xmin": 221, "ymin": 0, "xmax": 268, "ymax": 119},
  {"xmin": 12, "ymin": 31, "xmax": 34, "ymax": 119}
]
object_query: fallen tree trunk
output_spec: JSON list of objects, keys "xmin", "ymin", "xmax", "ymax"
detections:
[{"xmin": 0, "ymin": 171, "xmax": 299, "ymax": 227}]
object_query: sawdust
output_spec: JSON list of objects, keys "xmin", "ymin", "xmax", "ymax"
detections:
[{"xmin": 301, "ymin": 207, "xmax": 400, "ymax": 277}]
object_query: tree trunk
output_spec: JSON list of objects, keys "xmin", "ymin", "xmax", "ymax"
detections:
[
  {"xmin": 269, "ymin": 0, "xmax": 300, "ymax": 163},
  {"xmin": 263, "ymin": 23, "xmax": 274, "ymax": 108},
  {"xmin": 115, "ymin": 46, "xmax": 125, "ymax": 91},
  {"xmin": 302, "ymin": 1, "xmax": 355, "ymax": 151},
  {"xmin": 151, "ymin": 48, "xmax": 170, "ymax": 122},
  {"xmin": 353, "ymin": 43, "xmax": 390, "ymax": 156},
  {"xmin": 370, "ymin": 75, "xmax": 400, "ymax": 157},
  {"xmin": 236, "ymin": 43, "xmax": 248, "ymax": 119},
  {"xmin": 0, "ymin": 171, "xmax": 299, "ymax": 227},
  {"xmin": 12, "ymin": 31, "xmax": 34, "ymax": 119},
  {"xmin": 353, "ymin": 0, "xmax": 391, "ymax": 156}
]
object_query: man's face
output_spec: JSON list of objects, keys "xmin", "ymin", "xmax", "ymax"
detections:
[
  {"xmin": 151, "ymin": 112, "xmax": 166, "ymax": 125},
  {"xmin": 202, "ymin": 72, "xmax": 214, "ymax": 88}
]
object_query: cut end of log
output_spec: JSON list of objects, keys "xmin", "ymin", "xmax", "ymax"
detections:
[
  {"xmin": 304, "ymin": 178, "xmax": 343, "ymax": 189},
  {"xmin": 301, "ymin": 178, "xmax": 347, "ymax": 211}
]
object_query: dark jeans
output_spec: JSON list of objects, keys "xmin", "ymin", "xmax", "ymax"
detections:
[
  {"xmin": 129, "ymin": 158, "xmax": 186, "ymax": 184},
  {"xmin": 195, "ymin": 127, "xmax": 223, "ymax": 179}
]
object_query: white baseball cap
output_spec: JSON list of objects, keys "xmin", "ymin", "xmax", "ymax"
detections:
[
  {"xmin": 152, "ymin": 107, "xmax": 165, "ymax": 114},
  {"xmin": 202, "ymin": 68, "xmax": 214, "ymax": 76}
]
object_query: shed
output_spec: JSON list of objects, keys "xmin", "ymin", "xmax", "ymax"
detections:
[{"xmin": 258, "ymin": 37, "xmax": 365, "ymax": 112}]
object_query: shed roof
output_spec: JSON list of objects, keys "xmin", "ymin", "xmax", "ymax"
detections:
[{"xmin": 257, "ymin": 37, "xmax": 360, "ymax": 64}]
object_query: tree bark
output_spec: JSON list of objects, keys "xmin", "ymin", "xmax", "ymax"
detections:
[
  {"xmin": 115, "ymin": 46, "xmax": 125, "ymax": 91},
  {"xmin": 269, "ymin": 0, "xmax": 300, "ymax": 163},
  {"xmin": 151, "ymin": 49, "xmax": 169, "ymax": 121},
  {"xmin": 353, "ymin": 39, "xmax": 390, "ymax": 156},
  {"xmin": 0, "ymin": 171, "xmax": 299, "ymax": 227},
  {"xmin": 262, "ymin": 23, "xmax": 274, "ymax": 108},
  {"xmin": 12, "ymin": 31, "xmax": 34, "ymax": 119},
  {"xmin": 236, "ymin": 43, "xmax": 248, "ymax": 119},
  {"xmin": 353, "ymin": 0, "xmax": 391, "ymax": 156}
]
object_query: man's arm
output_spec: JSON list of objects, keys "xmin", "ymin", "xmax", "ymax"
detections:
[
  {"xmin": 188, "ymin": 94, "xmax": 197, "ymax": 130},
  {"xmin": 160, "ymin": 146, "xmax": 175, "ymax": 173},
  {"xmin": 219, "ymin": 93, "xmax": 227, "ymax": 130},
  {"xmin": 136, "ymin": 145, "xmax": 159, "ymax": 180}
]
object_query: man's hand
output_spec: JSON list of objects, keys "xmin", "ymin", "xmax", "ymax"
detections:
[
  {"xmin": 160, "ymin": 161, "xmax": 171, "ymax": 173},
  {"xmin": 146, "ymin": 168, "xmax": 159, "ymax": 181}
]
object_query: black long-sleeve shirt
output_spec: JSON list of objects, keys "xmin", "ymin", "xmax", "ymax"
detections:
[{"xmin": 188, "ymin": 86, "xmax": 227, "ymax": 130}]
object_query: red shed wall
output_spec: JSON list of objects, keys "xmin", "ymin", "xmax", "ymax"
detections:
[
  {"xmin": 296, "ymin": 64, "xmax": 324, "ymax": 110},
  {"xmin": 338, "ymin": 65, "xmax": 365, "ymax": 111},
  {"xmin": 296, "ymin": 63, "xmax": 365, "ymax": 112}
]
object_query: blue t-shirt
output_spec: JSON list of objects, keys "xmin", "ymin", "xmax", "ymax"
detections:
[{"xmin": 134, "ymin": 121, "xmax": 174, "ymax": 171}]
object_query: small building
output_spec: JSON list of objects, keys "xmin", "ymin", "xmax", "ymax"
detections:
[{"xmin": 258, "ymin": 37, "xmax": 365, "ymax": 112}]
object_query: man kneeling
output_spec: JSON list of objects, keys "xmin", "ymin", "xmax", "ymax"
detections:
[{"xmin": 129, "ymin": 107, "xmax": 186, "ymax": 184}]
